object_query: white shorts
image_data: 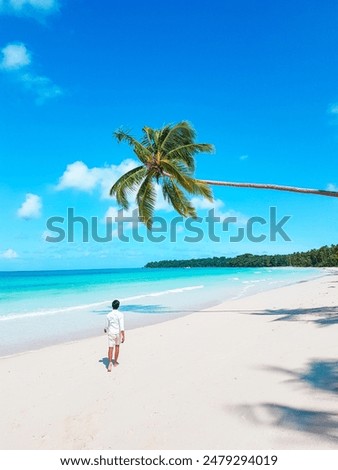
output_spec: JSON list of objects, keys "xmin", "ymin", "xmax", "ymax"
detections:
[{"xmin": 108, "ymin": 333, "xmax": 121, "ymax": 347}]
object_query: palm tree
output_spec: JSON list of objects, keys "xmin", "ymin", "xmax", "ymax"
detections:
[
  {"xmin": 110, "ymin": 121, "xmax": 338, "ymax": 228},
  {"xmin": 110, "ymin": 122, "xmax": 214, "ymax": 228}
]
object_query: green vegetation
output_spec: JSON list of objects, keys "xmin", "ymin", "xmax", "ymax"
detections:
[{"xmin": 145, "ymin": 244, "xmax": 338, "ymax": 268}]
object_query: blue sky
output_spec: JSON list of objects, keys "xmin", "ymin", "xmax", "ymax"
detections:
[{"xmin": 0, "ymin": 0, "xmax": 338, "ymax": 270}]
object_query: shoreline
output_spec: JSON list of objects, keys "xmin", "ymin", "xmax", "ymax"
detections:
[
  {"xmin": 0, "ymin": 267, "xmax": 329, "ymax": 359},
  {"xmin": 1, "ymin": 272, "xmax": 338, "ymax": 449}
]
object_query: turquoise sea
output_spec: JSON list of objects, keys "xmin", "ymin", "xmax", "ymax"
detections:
[{"xmin": 0, "ymin": 267, "xmax": 325, "ymax": 356}]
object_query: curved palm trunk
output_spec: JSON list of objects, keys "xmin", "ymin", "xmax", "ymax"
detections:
[{"xmin": 196, "ymin": 179, "xmax": 338, "ymax": 198}]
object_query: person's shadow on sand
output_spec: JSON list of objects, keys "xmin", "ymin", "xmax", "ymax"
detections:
[{"xmin": 99, "ymin": 357, "xmax": 110, "ymax": 369}]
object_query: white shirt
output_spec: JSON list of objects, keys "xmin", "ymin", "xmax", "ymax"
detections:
[{"xmin": 106, "ymin": 310, "xmax": 125, "ymax": 335}]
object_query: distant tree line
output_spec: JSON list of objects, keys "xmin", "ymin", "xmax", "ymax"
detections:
[{"xmin": 145, "ymin": 244, "xmax": 338, "ymax": 268}]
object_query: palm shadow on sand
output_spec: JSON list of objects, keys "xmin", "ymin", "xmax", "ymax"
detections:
[
  {"xmin": 266, "ymin": 359, "xmax": 338, "ymax": 393},
  {"xmin": 233, "ymin": 359, "xmax": 338, "ymax": 443},
  {"xmin": 236, "ymin": 403, "xmax": 338, "ymax": 442},
  {"xmin": 237, "ymin": 306, "xmax": 338, "ymax": 326}
]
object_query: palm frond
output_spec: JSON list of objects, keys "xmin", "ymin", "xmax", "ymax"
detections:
[
  {"xmin": 141, "ymin": 126, "xmax": 156, "ymax": 153},
  {"xmin": 136, "ymin": 173, "xmax": 157, "ymax": 229},
  {"xmin": 157, "ymin": 124, "xmax": 172, "ymax": 147},
  {"xmin": 162, "ymin": 177, "xmax": 197, "ymax": 218},
  {"xmin": 160, "ymin": 121, "xmax": 196, "ymax": 151},
  {"xmin": 161, "ymin": 159, "xmax": 214, "ymax": 201},
  {"xmin": 110, "ymin": 165, "xmax": 146, "ymax": 209},
  {"xmin": 167, "ymin": 142, "xmax": 214, "ymax": 160},
  {"xmin": 159, "ymin": 122, "xmax": 214, "ymax": 170},
  {"xmin": 186, "ymin": 178, "xmax": 214, "ymax": 200},
  {"xmin": 161, "ymin": 158, "xmax": 193, "ymax": 175},
  {"xmin": 114, "ymin": 129, "xmax": 152, "ymax": 164}
]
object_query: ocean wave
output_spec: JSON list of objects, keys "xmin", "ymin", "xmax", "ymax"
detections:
[{"xmin": 0, "ymin": 285, "xmax": 204, "ymax": 322}]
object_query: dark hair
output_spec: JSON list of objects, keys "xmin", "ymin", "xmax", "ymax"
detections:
[{"xmin": 112, "ymin": 299, "xmax": 120, "ymax": 309}]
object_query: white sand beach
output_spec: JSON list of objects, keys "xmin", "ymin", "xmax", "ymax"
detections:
[{"xmin": 1, "ymin": 272, "xmax": 338, "ymax": 450}]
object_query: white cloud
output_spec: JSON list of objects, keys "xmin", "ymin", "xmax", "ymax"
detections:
[
  {"xmin": 0, "ymin": 43, "xmax": 31, "ymax": 70},
  {"xmin": 328, "ymin": 103, "xmax": 338, "ymax": 115},
  {"xmin": 104, "ymin": 204, "xmax": 138, "ymax": 221},
  {"xmin": 0, "ymin": 0, "xmax": 58, "ymax": 16},
  {"xmin": 190, "ymin": 196, "xmax": 223, "ymax": 211},
  {"xmin": 56, "ymin": 159, "xmax": 139, "ymax": 199},
  {"xmin": 57, "ymin": 161, "xmax": 101, "ymax": 191},
  {"xmin": 0, "ymin": 42, "xmax": 62, "ymax": 104},
  {"xmin": 17, "ymin": 193, "xmax": 42, "ymax": 219},
  {"xmin": 327, "ymin": 183, "xmax": 338, "ymax": 192},
  {"xmin": 10, "ymin": 0, "xmax": 56, "ymax": 9},
  {"xmin": 190, "ymin": 196, "xmax": 248, "ymax": 223},
  {"xmin": 239, "ymin": 154, "xmax": 249, "ymax": 161},
  {"xmin": 103, "ymin": 205, "xmax": 137, "ymax": 237},
  {"xmin": 1, "ymin": 248, "xmax": 19, "ymax": 259},
  {"xmin": 21, "ymin": 72, "xmax": 62, "ymax": 104}
]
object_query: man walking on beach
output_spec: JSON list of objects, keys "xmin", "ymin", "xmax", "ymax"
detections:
[{"xmin": 104, "ymin": 299, "xmax": 125, "ymax": 372}]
